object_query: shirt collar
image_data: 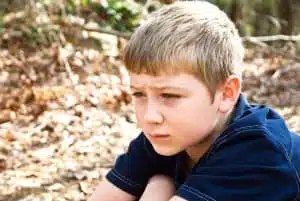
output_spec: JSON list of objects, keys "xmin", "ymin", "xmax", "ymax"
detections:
[{"xmin": 228, "ymin": 93, "xmax": 250, "ymax": 125}]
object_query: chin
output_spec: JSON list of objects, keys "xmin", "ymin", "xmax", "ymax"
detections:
[{"xmin": 153, "ymin": 146, "xmax": 180, "ymax": 156}]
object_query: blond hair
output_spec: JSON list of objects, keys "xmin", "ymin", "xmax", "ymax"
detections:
[{"xmin": 124, "ymin": 1, "xmax": 245, "ymax": 96}]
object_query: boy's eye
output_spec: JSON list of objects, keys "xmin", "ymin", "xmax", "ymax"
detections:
[
  {"xmin": 132, "ymin": 92, "xmax": 181, "ymax": 99},
  {"xmin": 132, "ymin": 92, "xmax": 145, "ymax": 97},
  {"xmin": 161, "ymin": 93, "xmax": 181, "ymax": 99}
]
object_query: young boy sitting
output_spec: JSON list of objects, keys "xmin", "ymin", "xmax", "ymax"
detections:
[{"xmin": 88, "ymin": 1, "xmax": 300, "ymax": 201}]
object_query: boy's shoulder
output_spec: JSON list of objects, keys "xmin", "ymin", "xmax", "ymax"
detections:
[
  {"xmin": 197, "ymin": 94, "xmax": 300, "ymax": 177},
  {"xmin": 223, "ymin": 94, "xmax": 298, "ymax": 150}
]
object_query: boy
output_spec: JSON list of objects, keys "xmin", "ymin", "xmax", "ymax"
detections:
[{"xmin": 88, "ymin": 1, "xmax": 300, "ymax": 201}]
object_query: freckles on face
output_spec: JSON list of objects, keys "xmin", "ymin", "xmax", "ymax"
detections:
[{"xmin": 130, "ymin": 73, "xmax": 220, "ymax": 156}]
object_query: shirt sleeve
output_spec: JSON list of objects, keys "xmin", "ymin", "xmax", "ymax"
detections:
[
  {"xmin": 106, "ymin": 132, "xmax": 177, "ymax": 197},
  {"xmin": 175, "ymin": 129, "xmax": 299, "ymax": 201}
]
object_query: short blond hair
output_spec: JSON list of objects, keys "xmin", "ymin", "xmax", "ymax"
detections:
[{"xmin": 124, "ymin": 1, "xmax": 245, "ymax": 96}]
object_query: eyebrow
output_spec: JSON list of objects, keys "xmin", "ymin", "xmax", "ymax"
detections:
[{"xmin": 130, "ymin": 85, "xmax": 188, "ymax": 92}]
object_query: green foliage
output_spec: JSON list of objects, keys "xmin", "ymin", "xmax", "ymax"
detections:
[
  {"xmin": 0, "ymin": 15, "xmax": 4, "ymax": 33},
  {"xmin": 89, "ymin": 0, "xmax": 141, "ymax": 32},
  {"xmin": 55, "ymin": 0, "xmax": 141, "ymax": 32}
]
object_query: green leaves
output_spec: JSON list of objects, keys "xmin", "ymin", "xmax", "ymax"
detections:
[{"xmin": 97, "ymin": 0, "xmax": 141, "ymax": 32}]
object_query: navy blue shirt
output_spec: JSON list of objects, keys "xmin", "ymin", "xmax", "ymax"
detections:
[{"xmin": 106, "ymin": 95, "xmax": 300, "ymax": 200}]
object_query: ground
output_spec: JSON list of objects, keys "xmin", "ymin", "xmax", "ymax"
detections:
[{"xmin": 0, "ymin": 43, "xmax": 299, "ymax": 201}]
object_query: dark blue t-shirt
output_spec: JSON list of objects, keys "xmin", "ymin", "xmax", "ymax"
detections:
[{"xmin": 106, "ymin": 94, "xmax": 300, "ymax": 201}]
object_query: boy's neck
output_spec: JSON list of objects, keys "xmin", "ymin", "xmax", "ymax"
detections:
[{"xmin": 185, "ymin": 109, "xmax": 233, "ymax": 169}]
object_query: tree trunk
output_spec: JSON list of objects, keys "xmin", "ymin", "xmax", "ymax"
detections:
[
  {"xmin": 230, "ymin": 0, "xmax": 245, "ymax": 36},
  {"xmin": 279, "ymin": 0, "xmax": 294, "ymax": 35}
]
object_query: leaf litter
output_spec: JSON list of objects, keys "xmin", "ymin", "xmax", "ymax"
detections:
[{"xmin": 0, "ymin": 41, "xmax": 299, "ymax": 201}]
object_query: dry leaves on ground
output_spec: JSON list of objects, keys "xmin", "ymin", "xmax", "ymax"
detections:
[{"xmin": 0, "ymin": 43, "xmax": 299, "ymax": 201}]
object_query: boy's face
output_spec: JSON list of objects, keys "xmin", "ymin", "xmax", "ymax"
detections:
[{"xmin": 130, "ymin": 72, "xmax": 223, "ymax": 157}]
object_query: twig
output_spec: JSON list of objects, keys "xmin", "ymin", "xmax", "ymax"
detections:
[
  {"xmin": 57, "ymin": 32, "xmax": 78, "ymax": 85},
  {"xmin": 84, "ymin": 25, "xmax": 300, "ymax": 62},
  {"xmin": 82, "ymin": 25, "xmax": 300, "ymax": 62},
  {"xmin": 243, "ymin": 35, "xmax": 300, "ymax": 42},
  {"xmin": 61, "ymin": 53, "xmax": 79, "ymax": 85},
  {"xmin": 83, "ymin": 27, "xmax": 300, "ymax": 43},
  {"xmin": 83, "ymin": 26, "xmax": 131, "ymax": 39},
  {"xmin": 68, "ymin": 17, "xmax": 300, "ymax": 43},
  {"xmin": 243, "ymin": 37, "xmax": 268, "ymax": 47},
  {"xmin": 52, "ymin": 17, "xmax": 300, "ymax": 43}
]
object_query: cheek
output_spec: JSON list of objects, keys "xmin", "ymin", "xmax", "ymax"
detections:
[
  {"xmin": 167, "ymin": 104, "xmax": 217, "ymax": 134},
  {"xmin": 134, "ymin": 102, "xmax": 145, "ymax": 122},
  {"xmin": 167, "ymin": 102, "xmax": 205, "ymax": 122},
  {"xmin": 134, "ymin": 103, "xmax": 141, "ymax": 116}
]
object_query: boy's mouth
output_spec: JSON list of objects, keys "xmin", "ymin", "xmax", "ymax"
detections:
[{"xmin": 146, "ymin": 133, "xmax": 170, "ymax": 139}]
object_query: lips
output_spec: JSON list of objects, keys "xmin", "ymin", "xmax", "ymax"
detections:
[{"xmin": 146, "ymin": 133, "xmax": 170, "ymax": 138}]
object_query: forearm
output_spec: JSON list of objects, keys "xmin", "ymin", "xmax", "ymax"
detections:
[
  {"xmin": 139, "ymin": 175, "xmax": 176, "ymax": 201},
  {"xmin": 88, "ymin": 178, "xmax": 136, "ymax": 201}
]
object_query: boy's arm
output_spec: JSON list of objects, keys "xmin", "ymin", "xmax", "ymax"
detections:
[
  {"xmin": 87, "ymin": 178, "xmax": 136, "ymax": 201},
  {"xmin": 104, "ymin": 133, "xmax": 177, "ymax": 198},
  {"xmin": 169, "ymin": 196, "xmax": 187, "ymax": 201}
]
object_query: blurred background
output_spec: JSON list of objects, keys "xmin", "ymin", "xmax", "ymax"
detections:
[{"xmin": 0, "ymin": 0, "xmax": 299, "ymax": 200}]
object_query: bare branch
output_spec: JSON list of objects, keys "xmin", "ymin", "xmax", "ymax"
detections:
[
  {"xmin": 242, "ymin": 35, "xmax": 300, "ymax": 61},
  {"xmin": 83, "ymin": 26, "xmax": 131, "ymax": 40},
  {"xmin": 243, "ymin": 35, "xmax": 300, "ymax": 42},
  {"xmin": 243, "ymin": 38, "xmax": 268, "ymax": 48},
  {"xmin": 65, "ymin": 16, "xmax": 300, "ymax": 43},
  {"xmin": 84, "ymin": 26, "xmax": 300, "ymax": 43},
  {"xmin": 62, "ymin": 19, "xmax": 300, "ymax": 62}
]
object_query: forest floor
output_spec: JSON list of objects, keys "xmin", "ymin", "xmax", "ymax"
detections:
[{"xmin": 0, "ymin": 42, "xmax": 299, "ymax": 201}]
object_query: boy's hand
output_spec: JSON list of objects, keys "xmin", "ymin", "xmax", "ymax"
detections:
[{"xmin": 87, "ymin": 178, "xmax": 136, "ymax": 201}]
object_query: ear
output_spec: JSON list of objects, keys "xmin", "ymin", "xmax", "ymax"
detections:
[{"xmin": 217, "ymin": 76, "xmax": 241, "ymax": 114}]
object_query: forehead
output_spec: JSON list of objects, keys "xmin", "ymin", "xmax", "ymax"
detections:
[{"xmin": 130, "ymin": 72, "xmax": 203, "ymax": 89}]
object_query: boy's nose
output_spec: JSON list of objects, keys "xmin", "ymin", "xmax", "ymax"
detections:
[{"xmin": 144, "ymin": 102, "xmax": 164, "ymax": 124}]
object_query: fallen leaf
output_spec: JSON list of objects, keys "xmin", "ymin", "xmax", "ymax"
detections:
[{"xmin": 5, "ymin": 131, "xmax": 16, "ymax": 141}]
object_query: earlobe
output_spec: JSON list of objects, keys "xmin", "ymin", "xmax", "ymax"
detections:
[{"xmin": 218, "ymin": 76, "xmax": 241, "ymax": 113}]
